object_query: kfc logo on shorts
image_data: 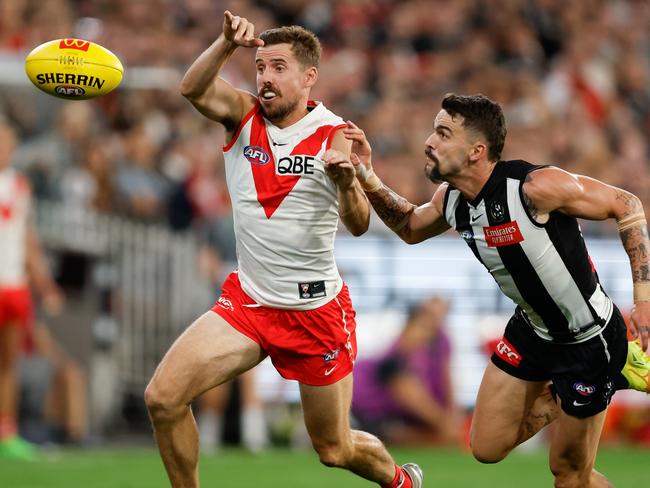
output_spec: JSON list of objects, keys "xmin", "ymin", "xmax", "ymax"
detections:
[
  {"xmin": 573, "ymin": 382, "xmax": 596, "ymax": 396},
  {"xmin": 217, "ymin": 296, "xmax": 234, "ymax": 311},
  {"xmin": 323, "ymin": 348, "xmax": 340, "ymax": 362},
  {"xmin": 495, "ymin": 338, "xmax": 522, "ymax": 366},
  {"xmin": 483, "ymin": 221, "xmax": 524, "ymax": 247},
  {"xmin": 243, "ymin": 145, "xmax": 270, "ymax": 165}
]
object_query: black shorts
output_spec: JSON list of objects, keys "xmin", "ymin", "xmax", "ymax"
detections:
[{"xmin": 490, "ymin": 307, "xmax": 628, "ymax": 418}]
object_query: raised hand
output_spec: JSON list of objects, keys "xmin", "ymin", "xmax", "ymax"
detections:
[
  {"xmin": 322, "ymin": 149, "xmax": 356, "ymax": 190},
  {"xmin": 223, "ymin": 10, "xmax": 264, "ymax": 48},
  {"xmin": 342, "ymin": 121, "xmax": 381, "ymax": 192},
  {"xmin": 630, "ymin": 301, "xmax": 650, "ymax": 351}
]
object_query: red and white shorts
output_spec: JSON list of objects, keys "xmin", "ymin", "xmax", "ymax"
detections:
[
  {"xmin": 211, "ymin": 272, "xmax": 357, "ymax": 386},
  {"xmin": 0, "ymin": 286, "xmax": 34, "ymax": 351}
]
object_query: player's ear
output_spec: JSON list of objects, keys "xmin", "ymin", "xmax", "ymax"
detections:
[
  {"xmin": 303, "ymin": 66, "xmax": 318, "ymax": 88},
  {"xmin": 469, "ymin": 142, "xmax": 487, "ymax": 162}
]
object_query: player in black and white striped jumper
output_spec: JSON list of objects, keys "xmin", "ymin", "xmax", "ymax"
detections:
[{"xmin": 344, "ymin": 93, "xmax": 650, "ymax": 488}]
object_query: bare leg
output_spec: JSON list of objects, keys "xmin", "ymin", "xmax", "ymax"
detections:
[
  {"xmin": 145, "ymin": 312, "xmax": 264, "ymax": 488},
  {"xmin": 471, "ymin": 362, "xmax": 550, "ymax": 463},
  {"xmin": 196, "ymin": 382, "xmax": 231, "ymax": 451},
  {"xmin": 549, "ymin": 409, "xmax": 612, "ymax": 488},
  {"xmin": 0, "ymin": 324, "xmax": 21, "ymax": 439},
  {"xmin": 300, "ymin": 374, "xmax": 398, "ymax": 484},
  {"xmin": 44, "ymin": 360, "xmax": 87, "ymax": 442},
  {"xmin": 239, "ymin": 369, "xmax": 267, "ymax": 451},
  {"xmin": 518, "ymin": 382, "xmax": 560, "ymax": 445}
]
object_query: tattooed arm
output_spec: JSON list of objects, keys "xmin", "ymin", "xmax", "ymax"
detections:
[
  {"xmin": 523, "ymin": 166, "xmax": 650, "ymax": 349},
  {"xmin": 365, "ymin": 182, "xmax": 450, "ymax": 244},
  {"xmin": 342, "ymin": 121, "xmax": 450, "ymax": 243}
]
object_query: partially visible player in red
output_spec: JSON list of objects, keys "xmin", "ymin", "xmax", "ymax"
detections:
[
  {"xmin": 0, "ymin": 121, "xmax": 64, "ymax": 459},
  {"xmin": 144, "ymin": 10, "xmax": 422, "ymax": 488}
]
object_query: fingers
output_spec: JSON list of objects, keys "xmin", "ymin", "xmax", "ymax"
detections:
[
  {"xmin": 640, "ymin": 326, "xmax": 650, "ymax": 351},
  {"xmin": 350, "ymin": 153, "xmax": 361, "ymax": 166},
  {"xmin": 225, "ymin": 12, "xmax": 264, "ymax": 46},
  {"xmin": 321, "ymin": 149, "xmax": 348, "ymax": 165}
]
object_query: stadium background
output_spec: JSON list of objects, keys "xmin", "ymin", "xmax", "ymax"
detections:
[{"xmin": 1, "ymin": 0, "xmax": 650, "ymax": 485}]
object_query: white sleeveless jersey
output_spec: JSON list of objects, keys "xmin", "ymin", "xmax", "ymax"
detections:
[
  {"xmin": 0, "ymin": 168, "xmax": 30, "ymax": 287},
  {"xmin": 223, "ymin": 101, "xmax": 347, "ymax": 309}
]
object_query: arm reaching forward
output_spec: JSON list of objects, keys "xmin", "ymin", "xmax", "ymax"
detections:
[
  {"xmin": 180, "ymin": 11, "xmax": 263, "ymax": 134},
  {"xmin": 342, "ymin": 121, "xmax": 451, "ymax": 243}
]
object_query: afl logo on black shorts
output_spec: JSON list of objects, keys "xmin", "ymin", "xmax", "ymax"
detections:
[{"xmin": 244, "ymin": 145, "xmax": 270, "ymax": 165}]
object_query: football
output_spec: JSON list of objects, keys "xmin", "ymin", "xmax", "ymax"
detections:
[{"xmin": 25, "ymin": 38, "xmax": 124, "ymax": 100}]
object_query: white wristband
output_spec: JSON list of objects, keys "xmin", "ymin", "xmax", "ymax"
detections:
[{"xmin": 356, "ymin": 165, "xmax": 382, "ymax": 192}]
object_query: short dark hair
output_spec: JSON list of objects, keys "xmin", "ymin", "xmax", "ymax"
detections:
[
  {"xmin": 441, "ymin": 93, "xmax": 507, "ymax": 161},
  {"xmin": 259, "ymin": 26, "xmax": 321, "ymax": 68}
]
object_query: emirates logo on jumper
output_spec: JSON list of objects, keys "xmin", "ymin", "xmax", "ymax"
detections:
[{"xmin": 483, "ymin": 221, "xmax": 524, "ymax": 247}]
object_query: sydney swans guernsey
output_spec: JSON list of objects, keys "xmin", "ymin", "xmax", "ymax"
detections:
[{"xmin": 223, "ymin": 101, "xmax": 346, "ymax": 309}]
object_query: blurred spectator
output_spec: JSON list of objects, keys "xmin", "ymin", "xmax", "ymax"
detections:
[
  {"xmin": 114, "ymin": 124, "xmax": 169, "ymax": 221},
  {"xmin": 352, "ymin": 296, "xmax": 461, "ymax": 446},
  {"xmin": 0, "ymin": 121, "xmax": 64, "ymax": 459},
  {"xmin": 197, "ymin": 370, "xmax": 268, "ymax": 453},
  {"xmin": 19, "ymin": 322, "xmax": 87, "ymax": 446}
]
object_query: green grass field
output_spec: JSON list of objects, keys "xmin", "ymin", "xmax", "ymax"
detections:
[{"xmin": 1, "ymin": 446, "xmax": 648, "ymax": 487}]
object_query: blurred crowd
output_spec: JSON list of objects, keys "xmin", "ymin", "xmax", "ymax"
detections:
[{"xmin": 0, "ymin": 0, "xmax": 649, "ymax": 256}]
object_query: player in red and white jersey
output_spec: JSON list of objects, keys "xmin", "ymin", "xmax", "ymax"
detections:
[
  {"xmin": 0, "ymin": 122, "xmax": 63, "ymax": 459},
  {"xmin": 145, "ymin": 10, "xmax": 422, "ymax": 488}
]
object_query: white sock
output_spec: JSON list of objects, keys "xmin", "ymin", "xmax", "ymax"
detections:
[
  {"xmin": 242, "ymin": 406, "xmax": 268, "ymax": 452},
  {"xmin": 198, "ymin": 412, "xmax": 223, "ymax": 452}
]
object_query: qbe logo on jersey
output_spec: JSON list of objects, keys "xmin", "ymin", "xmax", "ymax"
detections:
[{"xmin": 276, "ymin": 155, "xmax": 316, "ymax": 175}]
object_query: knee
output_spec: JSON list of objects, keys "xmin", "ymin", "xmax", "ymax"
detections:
[
  {"xmin": 470, "ymin": 439, "xmax": 509, "ymax": 464},
  {"xmin": 312, "ymin": 440, "xmax": 352, "ymax": 469},
  {"xmin": 144, "ymin": 379, "xmax": 183, "ymax": 423}
]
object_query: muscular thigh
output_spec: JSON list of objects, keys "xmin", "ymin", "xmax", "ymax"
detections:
[
  {"xmin": 549, "ymin": 409, "xmax": 606, "ymax": 475},
  {"xmin": 471, "ymin": 362, "xmax": 547, "ymax": 450},
  {"xmin": 149, "ymin": 311, "xmax": 265, "ymax": 406},
  {"xmin": 300, "ymin": 373, "xmax": 353, "ymax": 445}
]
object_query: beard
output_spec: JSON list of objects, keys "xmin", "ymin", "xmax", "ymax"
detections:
[
  {"xmin": 260, "ymin": 96, "xmax": 300, "ymax": 124},
  {"xmin": 424, "ymin": 147, "xmax": 444, "ymax": 183}
]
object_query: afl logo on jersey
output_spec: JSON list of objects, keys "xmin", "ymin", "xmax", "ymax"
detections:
[{"xmin": 243, "ymin": 146, "xmax": 270, "ymax": 165}]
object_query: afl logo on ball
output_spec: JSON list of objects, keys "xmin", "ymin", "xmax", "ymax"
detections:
[
  {"xmin": 55, "ymin": 85, "xmax": 85, "ymax": 97},
  {"xmin": 244, "ymin": 146, "xmax": 270, "ymax": 165}
]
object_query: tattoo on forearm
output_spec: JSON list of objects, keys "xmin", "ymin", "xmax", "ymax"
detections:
[
  {"xmin": 621, "ymin": 224, "xmax": 650, "ymax": 282},
  {"xmin": 365, "ymin": 185, "xmax": 415, "ymax": 231}
]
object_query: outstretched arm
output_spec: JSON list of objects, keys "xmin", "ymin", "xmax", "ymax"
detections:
[
  {"xmin": 342, "ymin": 122, "xmax": 450, "ymax": 243},
  {"xmin": 523, "ymin": 167, "xmax": 650, "ymax": 349},
  {"xmin": 180, "ymin": 11, "xmax": 262, "ymax": 134}
]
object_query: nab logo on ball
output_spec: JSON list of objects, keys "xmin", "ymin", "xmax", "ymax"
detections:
[{"xmin": 243, "ymin": 146, "xmax": 270, "ymax": 165}]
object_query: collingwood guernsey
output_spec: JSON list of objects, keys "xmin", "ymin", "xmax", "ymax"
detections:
[{"xmin": 443, "ymin": 159, "xmax": 613, "ymax": 343}]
